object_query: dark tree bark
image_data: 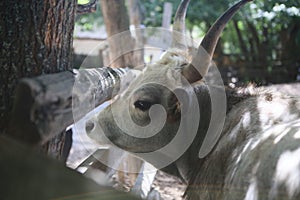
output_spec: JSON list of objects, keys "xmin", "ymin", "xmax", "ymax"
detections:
[{"xmin": 0, "ymin": 0, "xmax": 76, "ymax": 161}]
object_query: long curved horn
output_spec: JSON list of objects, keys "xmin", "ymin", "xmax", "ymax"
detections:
[
  {"xmin": 182, "ymin": 0, "xmax": 253, "ymax": 83},
  {"xmin": 172, "ymin": 0, "xmax": 190, "ymax": 48}
]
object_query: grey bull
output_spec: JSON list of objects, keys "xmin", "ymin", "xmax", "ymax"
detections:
[{"xmin": 86, "ymin": 0, "xmax": 300, "ymax": 199}]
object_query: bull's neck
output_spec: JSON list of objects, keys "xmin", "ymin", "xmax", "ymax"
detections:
[
  {"xmin": 174, "ymin": 84, "xmax": 252, "ymax": 182},
  {"xmin": 175, "ymin": 84, "xmax": 212, "ymax": 181}
]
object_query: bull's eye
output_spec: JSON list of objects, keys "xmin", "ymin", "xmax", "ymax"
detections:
[{"xmin": 134, "ymin": 100, "xmax": 153, "ymax": 111}]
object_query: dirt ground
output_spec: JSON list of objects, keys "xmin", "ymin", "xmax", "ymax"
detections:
[{"xmin": 152, "ymin": 170, "xmax": 186, "ymax": 200}]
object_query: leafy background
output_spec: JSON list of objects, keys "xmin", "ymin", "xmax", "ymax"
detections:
[{"xmin": 76, "ymin": 0, "xmax": 300, "ymax": 85}]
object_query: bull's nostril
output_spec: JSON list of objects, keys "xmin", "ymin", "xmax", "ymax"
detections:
[{"xmin": 85, "ymin": 121, "xmax": 95, "ymax": 133}]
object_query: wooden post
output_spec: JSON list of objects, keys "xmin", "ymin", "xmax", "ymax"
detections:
[
  {"xmin": 128, "ymin": 0, "xmax": 145, "ymax": 68},
  {"xmin": 161, "ymin": 2, "xmax": 173, "ymax": 51},
  {"xmin": 162, "ymin": 2, "xmax": 173, "ymax": 29},
  {"xmin": 100, "ymin": 0, "xmax": 134, "ymax": 68}
]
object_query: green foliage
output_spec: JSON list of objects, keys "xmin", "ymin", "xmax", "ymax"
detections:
[
  {"xmin": 142, "ymin": 0, "xmax": 170, "ymax": 26},
  {"xmin": 78, "ymin": 0, "xmax": 90, "ymax": 4},
  {"xmin": 141, "ymin": 0, "xmax": 300, "ymax": 83},
  {"xmin": 75, "ymin": 0, "xmax": 300, "ymax": 83}
]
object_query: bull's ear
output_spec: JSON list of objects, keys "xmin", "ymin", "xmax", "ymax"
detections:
[
  {"xmin": 167, "ymin": 95, "xmax": 181, "ymax": 123},
  {"xmin": 167, "ymin": 88, "xmax": 190, "ymax": 123}
]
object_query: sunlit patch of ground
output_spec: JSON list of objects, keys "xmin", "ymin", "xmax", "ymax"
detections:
[{"xmin": 152, "ymin": 171, "xmax": 186, "ymax": 200}]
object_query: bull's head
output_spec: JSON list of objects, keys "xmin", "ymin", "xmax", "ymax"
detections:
[{"xmin": 87, "ymin": 0, "xmax": 252, "ymax": 156}]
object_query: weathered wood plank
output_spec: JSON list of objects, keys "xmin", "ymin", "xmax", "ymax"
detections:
[
  {"xmin": 0, "ymin": 136, "xmax": 140, "ymax": 200},
  {"xmin": 9, "ymin": 67, "xmax": 136, "ymax": 144}
]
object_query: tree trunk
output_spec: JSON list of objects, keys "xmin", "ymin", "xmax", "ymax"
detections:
[
  {"xmin": 127, "ymin": 0, "xmax": 144, "ymax": 68},
  {"xmin": 100, "ymin": 0, "xmax": 135, "ymax": 68},
  {"xmin": 233, "ymin": 20, "xmax": 248, "ymax": 59},
  {"xmin": 245, "ymin": 19, "xmax": 260, "ymax": 63},
  {"xmin": 0, "ymin": 0, "xmax": 76, "ymax": 161}
]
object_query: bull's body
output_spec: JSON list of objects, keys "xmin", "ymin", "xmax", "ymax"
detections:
[{"xmin": 185, "ymin": 85, "xmax": 300, "ymax": 199}]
